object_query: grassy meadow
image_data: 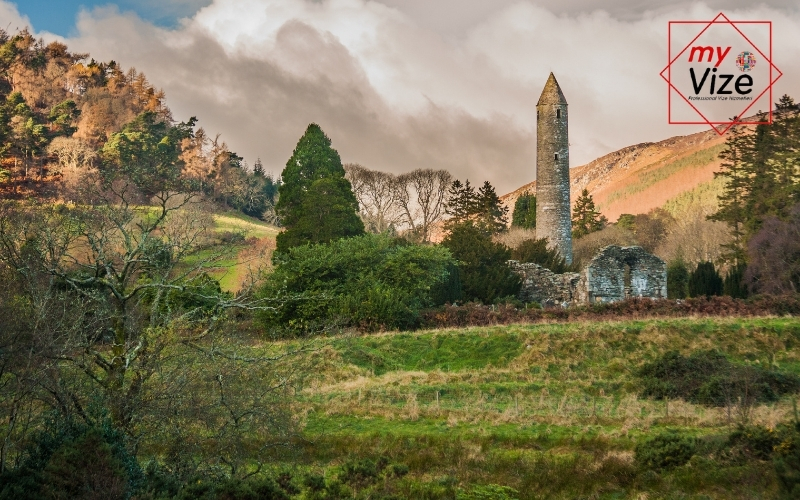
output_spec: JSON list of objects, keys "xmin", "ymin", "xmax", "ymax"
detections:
[{"xmin": 262, "ymin": 317, "xmax": 800, "ymax": 499}]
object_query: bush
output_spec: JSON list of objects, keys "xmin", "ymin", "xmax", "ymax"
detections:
[
  {"xmin": 724, "ymin": 262, "xmax": 749, "ymax": 299},
  {"xmin": 441, "ymin": 222, "xmax": 521, "ymax": 304},
  {"xmin": 688, "ymin": 261, "xmax": 723, "ymax": 298},
  {"xmin": 774, "ymin": 422, "xmax": 800, "ymax": 499},
  {"xmin": 635, "ymin": 432, "xmax": 696, "ymax": 471},
  {"xmin": 511, "ymin": 237, "xmax": 569, "ymax": 273},
  {"xmin": 726, "ymin": 425, "xmax": 781, "ymax": 462},
  {"xmin": 175, "ymin": 477, "xmax": 288, "ymax": 500},
  {"xmin": 638, "ymin": 350, "xmax": 800, "ymax": 407},
  {"xmin": 0, "ymin": 414, "xmax": 142, "ymax": 500},
  {"xmin": 258, "ymin": 233, "xmax": 458, "ymax": 333},
  {"xmin": 667, "ymin": 258, "xmax": 689, "ymax": 299}
]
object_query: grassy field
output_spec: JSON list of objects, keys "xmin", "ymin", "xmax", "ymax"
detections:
[
  {"xmin": 184, "ymin": 211, "xmax": 278, "ymax": 291},
  {"xmin": 269, "ymin": 317, "xmax": 800, "ymax": 499}
]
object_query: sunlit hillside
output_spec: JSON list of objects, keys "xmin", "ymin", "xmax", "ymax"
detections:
[{"xmin": 502, "ymin": 126, "xmax": 737, "ymax": 221}]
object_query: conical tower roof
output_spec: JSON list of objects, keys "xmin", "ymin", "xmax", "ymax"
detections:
[{"xmin": 536, "ymin": 72, "xmax": 567, "ymax": 106}]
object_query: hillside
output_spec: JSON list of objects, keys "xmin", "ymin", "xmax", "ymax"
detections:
[
  {"xmin": 502, "ymin": 127, "xmax": 731, "ymax": 221},
  {"xmin": 283, "ymin": 316, "xmax": 800, "ymax": 498}
]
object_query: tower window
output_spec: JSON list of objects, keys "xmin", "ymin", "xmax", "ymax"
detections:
[
  {"xmin": 556, "ymin": 109, "xmax": 561, "ymax": 119},
  {"xmin": 554, "ymin": 153, "xmax": 559, "ymax": 161}
]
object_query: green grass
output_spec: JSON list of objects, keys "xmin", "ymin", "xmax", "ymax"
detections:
[
  {"xmin": 178, "ymin": 211, "xmax": 278, "ymax": 291},
  {"xmin": 337, "ymin": 330, "xmax": 524, "ymax": 375},
  {"xmin": 269, "ymin": 316, "xmax": 800, "ymax": 498},
  {"xmin": 213, "ymin": 211, "xmax": 279, "ymax": 239}
]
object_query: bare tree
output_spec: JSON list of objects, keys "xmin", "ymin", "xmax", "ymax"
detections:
[
  {"xmin": 344, "ymin": 163, "xmax": 403, "ymax": 233},
  {"xmin": 394, "ymin": 169, "xmax": 452, "ymax": 242},
  {"xmin": 46, "ymin": 136, "xmax": 97, "ymax": 196}
]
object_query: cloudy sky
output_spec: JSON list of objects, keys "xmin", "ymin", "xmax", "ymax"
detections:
[{"xmin": 4, "ymin": 0, "xmax": 800, "ymax": 193}]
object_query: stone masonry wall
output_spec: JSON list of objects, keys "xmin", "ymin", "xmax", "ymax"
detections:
[
  {"xmin": 511, "ymin": 245, "xmax": 667, "ymax": 306},
  {"xmin": 509, "ymin": 261, "xmax": 581, "ymax": 307},
  {"xmin": 582, "ymin": 246, "xmax": 667, "ymax": 303}
]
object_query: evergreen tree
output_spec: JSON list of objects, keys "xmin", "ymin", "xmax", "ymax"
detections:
[
  {"xmin": 666, "ymin": 258, "xmax": 689, "ymax": 299},
  {"xmin": 444, "ymin": 179, "xmax": 508, "ymax": 234},
  {"xmin": 571, "ymin": 189, "xmax": 607, "ymax": 238},
  {"xmin": 445, "ymin": 179, "xmax": 479, "ymax": 226},
  {"xmin": 476, "ymin": 180, "xmax": 509, "ymax": 233},
  {"xmin": 252, "ymin": 157, "xmax": 265, "ymax": 177},
  {"xmin": 711, "ymin": 95, "xmax": 800, "ymax": 264},
  {"xmin": 275, "ymin": 124, "xmax": 363, "ymax": 253},
  {"xmin": 723, "ymin": 262, "xmax": 748, "ymax": 299},
  {"xmin": 688, "ymin": 261, "xmax": 723, "ymax": 298},
  {"xmin": 441, "ymin": 222, "xmax": 521, "ymax": 304},
  {"xmin": 511, "ymin": 238, "xmax": 568, "ymax": 273},
  {"xmin": 101, "ymin": 111, "xmax": 196, "ymax": 197},
  {"xmin": 511, "ymin": 191, "xmax": 536, "ymax": 229}
]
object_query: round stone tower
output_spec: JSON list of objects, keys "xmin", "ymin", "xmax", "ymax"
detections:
[{"xmin": 535, "ymin": 72, "xmax": 573, "ymax": 264}]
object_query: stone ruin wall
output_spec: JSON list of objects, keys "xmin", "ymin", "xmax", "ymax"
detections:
[
  {"xmin": 583, "ymin": 246, "xmax": 667, "ymax": 303},
  {"xmin": 509, "ymin": 261, "xmax": 582, "ymax": 307},
  {"xmin": 511, "ymin": 245, "xmax": 667, "ymax": 306}
]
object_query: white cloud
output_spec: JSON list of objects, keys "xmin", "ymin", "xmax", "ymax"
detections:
[{"xmin": 6, "ymin": 0, "xmax": 800, "ymax": 193}]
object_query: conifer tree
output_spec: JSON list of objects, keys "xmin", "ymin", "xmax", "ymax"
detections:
[
  {"xmin": 441, "ymin": 222, "xmax": 520, "ymax": 303},
  {"xmin": 571, "ymin": 189, "xmax": 607, "ymax": 238},
  {"xmin": 253, "ymin": 157, "xmax": 265, "ymax": 177},
  {"xmin": 710, "ymin": 95, "xmax": 800, "ymax": 263},
  {"xmin": 444, "ymin": 179, "xmax": 508, "ymax": 234},
  {"xmin": 512, "ymin": 191, "xmax": 536, "ymax": 229},
  {"xmin": 723, "ymin": 262, "xmax": 748, "ymax": 299},
  {"xmin": 511, "ymin": 237, "xmax": 568, "ymax": 273},
  {"xmin": 476, "ymin": 181, "xmax": 508, "ymax": 233},
  {"xmin": 445, "ymin": 179, "xmax": 478, "ymax": 226},
  {"xmin": 275, "ymin": 124, "xmax": 363, "ymax": 253},
  {"xmin": 688, "ymin": 261, "xmax": 723, "ymax": 298},
  {"xmin": 666, "ymin": 258, "xmax": 689, "ymax": 299}
]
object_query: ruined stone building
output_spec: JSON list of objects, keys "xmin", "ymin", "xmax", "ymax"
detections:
[
  {"xmin": 511, "ymin": 246, "xmax": 667, "ymax": 307},
  {"xmin": 512, "ymin": 74, "xmax": 667, "ymax": 305}
]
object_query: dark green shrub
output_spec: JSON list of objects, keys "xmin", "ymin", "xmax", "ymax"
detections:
[
  {"xmin": 667, "ymin": 258, "xmax": 689, "ymax": 299},
  {"xmin": 511, "ymin": 237, "xmax": 569, "ymax": 273},
  {"xmin": 727, "ymin": 425, "xmax": 781, "ymax": 461},
  {"xmin": 639, "ymin": 350, "xmax": 800, "ymax": 406},
  {"xmin": 40, "ymin": 429, "xmax": 129, "ymax": 500},
  {"xmin": 0, "ymin": 414, "xmax": 141, "ymax": 500},
  {"xmin": 688, "ymin": 261, "xmax": 723, "ymax": 298},
  {"xmin": 511, "ymin": 191, "xmax": 536, "ymax": 229},
  {"xmin": 635, "ymin": 432, "xmax": 696, "ymax": 470},
  {"xmin": 774, "ymin": 422, "xmax": 800, "ymax": 499},
  {"xmin": 339, "ymin": 457, "xmax": 380, "ymax": 488},
  {"xmin": 258, "ymin": 233, "xmax": 457, "ymax": 333},
  {"xmin": 441, "ymin": 222, "xmax": 521, "ymax": 304},
  {"xmin": 276, "ymin": 471, "xmax": 300, "ymax": 495},
  {"xmin": 388, "ymin": 464, "xmax": 409, "ymax": 478},
  {"xmin": 303, "ymin": 474, "xmax": 326, "ymax": 492},
  {"xmin": 724, "ymin": 262, "xmax": 749, "ymax": 299},
  {"xmin": 175, "ymin": 477, "xmax": 288, "ymax": 500}
]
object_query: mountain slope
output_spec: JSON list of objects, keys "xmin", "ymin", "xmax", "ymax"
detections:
[{"xmin": 502, "ymin": 127, "xmax": 730, "ymax": 221}]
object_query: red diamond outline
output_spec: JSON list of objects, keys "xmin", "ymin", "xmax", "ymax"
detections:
[{"xmin": 659, "ymin": 12, "xmax": 783, "ymax": 136}]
